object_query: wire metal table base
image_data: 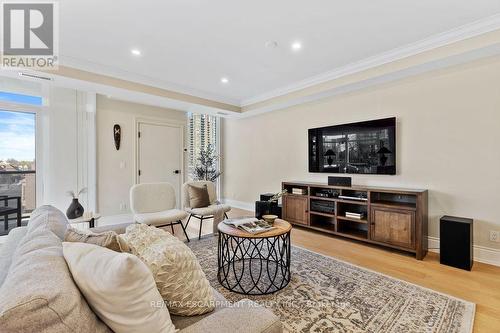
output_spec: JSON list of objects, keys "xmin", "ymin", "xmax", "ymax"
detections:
[{"xmin": 217, "ymin": 231, "xmax": 291, "ymax": 295}]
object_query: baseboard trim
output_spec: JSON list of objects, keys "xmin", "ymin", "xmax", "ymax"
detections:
[{"xmin": 428, "ymin": 236, "xmax": 500, "ymax": 267}]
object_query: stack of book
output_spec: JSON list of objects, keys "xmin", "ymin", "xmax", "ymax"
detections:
[
  {"xmin": 345, "ymin": 212, "xmax": 365, "ymax": 220},
  {"xmin": 292, "ymin": 188, "xmax": 307, "ymax": 195}
]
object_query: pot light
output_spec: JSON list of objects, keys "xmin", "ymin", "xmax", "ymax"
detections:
[
  {"xmin": 220, "ymin": 77, "xmax": 229, "ymax": 84},
  {"xmin": 291, "ymin": 41, "xmax": 302, "ymax": 51},
  {"xmin": 131, "ymin": 49, "xmax": 142, "ymax": 56}
]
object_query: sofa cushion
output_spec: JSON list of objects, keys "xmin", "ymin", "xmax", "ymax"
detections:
[
  {"xmin": 0, "ymin": 226, "xmax": 28, "ymax": 287},
  {"xmin": 63, "ymin": 242, "xmax": 176, "ymax": 333},
  {"xmin": 90, "ymin": 222, "xmax": 134, "ymax": 235},
  {"xmin": 64, "ymin": 227, "xmax": 129, "ymax": 252},
  {"xmin": 171, "ymin": 288, "xmax": 226, "ymax": 329},
  {"xmin": 121, "ymin": 224, "xmax": 215, "ymax": 316},
  {"xmin": 27, "ymin": 205, "xmax": 69, "ymax": 240},
  {"xmin": 0, "ymin": 206, "xmax": 111, "ymax": 333}
]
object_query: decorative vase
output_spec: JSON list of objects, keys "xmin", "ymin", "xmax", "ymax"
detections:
[{"xmin": 66, "ymin": 198, "xmax": 84, "ymax": 219}]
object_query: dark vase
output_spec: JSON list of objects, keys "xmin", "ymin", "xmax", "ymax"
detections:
[{"xmin": 66, "ymin": 198, "xmax": 84, "ymax": 219}]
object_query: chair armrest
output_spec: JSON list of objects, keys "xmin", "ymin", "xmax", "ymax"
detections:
[{"xmin": 179, "ymin": 299, "xmax": 282, "ymax": 333}]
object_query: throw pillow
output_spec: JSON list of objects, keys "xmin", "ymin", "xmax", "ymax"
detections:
[
  {"xmin": 121, "ymin": 224, "xmax": 215, "ymax": 316},
  {"xmin": 63, "ymin": 242, "xmax": 176, "ymax": 333},
  {"xmin": 64, "ymin": 228, "xmax": 129, "ymax": 252},
  {"xmin": 187, "ymin": 184, "xmax": 210, "ymax": 208},
  {"xmin": 0, "ymin": 225, "xmax": 111, "ymax": 333}
]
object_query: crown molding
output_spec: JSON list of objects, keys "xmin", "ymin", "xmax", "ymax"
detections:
[
  {"xmin": 9, "ymin": 14, "xmax": 499, "ymax": 117},
  {"xmin": 238, "ymin": 42, "xmax": 500, "ymax": 118},
  {"xmin": 58, "ymin": 55, "xmax": 241, "ymax": 107},
  {"xmin": 241, "ymin": 13, "xmax": 500, "ymax": 107}
]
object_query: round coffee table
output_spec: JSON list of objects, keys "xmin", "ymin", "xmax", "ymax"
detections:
[{"xmin": 217, "ymin": 219, "xmax": 292, "ymax": 295}]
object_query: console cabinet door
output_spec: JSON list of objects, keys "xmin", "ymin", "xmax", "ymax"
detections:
[
  {"xmin": 370, "ymin": 207, "xmax": 415, "ymax": 249},
  {"xmin": 283, "ymin": 195, "xmax": 309, "ymax": 225}
]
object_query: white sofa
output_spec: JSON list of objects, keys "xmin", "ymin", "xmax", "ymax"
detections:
[{"xmin": 0, "ymin": 206, "xmax": 282, "ymax": 333}]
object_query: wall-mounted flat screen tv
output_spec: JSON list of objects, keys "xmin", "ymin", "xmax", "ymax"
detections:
[{"xmin": 308, "ymin": 117, "xmax": 396, "ymax": 175}]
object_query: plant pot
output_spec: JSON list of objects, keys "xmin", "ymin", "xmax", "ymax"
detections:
[{"xmin": 66, "ymin": 198, "xmax": 84, "ymax": 219}]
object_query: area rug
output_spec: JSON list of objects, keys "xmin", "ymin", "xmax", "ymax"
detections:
[{"xmin": 188, "ymin": 236, "xmax": 475, "ymax": 333}]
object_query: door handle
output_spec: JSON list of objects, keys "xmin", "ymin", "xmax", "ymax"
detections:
[{"xmin": 173, "ymin": 170, "xmax": 181, "ymax": 174}]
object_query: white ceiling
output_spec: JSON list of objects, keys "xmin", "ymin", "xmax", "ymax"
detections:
[{"xmin": 59, "ymin": 0, "xmax": 500, "ymax": 105}]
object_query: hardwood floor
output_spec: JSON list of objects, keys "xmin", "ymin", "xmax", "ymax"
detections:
[{"xmin": 180, "ymin": 207, "xmax": 500, "ymax": 333}]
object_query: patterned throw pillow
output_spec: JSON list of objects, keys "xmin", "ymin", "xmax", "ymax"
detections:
[
  {"xmin": 120, "ymin": 224, "xmax": 215, "ymax": 316},
  {"xmin": 64, "ymin": 228, "xmax": 129, "ymax": 253}
]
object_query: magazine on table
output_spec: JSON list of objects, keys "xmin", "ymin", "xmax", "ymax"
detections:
[{"xmin": 223, "ymin": 217, "xmax": 275, "ymax": 234}]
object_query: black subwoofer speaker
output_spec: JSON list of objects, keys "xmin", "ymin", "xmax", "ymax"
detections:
[
  {"xmin": 440, "ymin": 215, "xmax": 473, "ymax": 271},
  {"xmin": 255, "ymin": 201, "xmax": 282, "ymax": 219}
]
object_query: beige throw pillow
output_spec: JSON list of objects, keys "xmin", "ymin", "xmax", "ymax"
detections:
[
  {"xmin": 121, "ymin": 224, "xmax": 215, "ymax": 316},
  {"xmin": 62, "ymin": 242, "xmax": 176, "ymax": 333},
  {"xmin": 64, "ymin": 228, "xmax": 129, "ymax": 252},
  {"xmin": 187, "ymin": 184, "xmax": 210, "ymax": 208},
  {"xmin": 0, "ymin": 227, "xmax": 111, "ymax": 333}
]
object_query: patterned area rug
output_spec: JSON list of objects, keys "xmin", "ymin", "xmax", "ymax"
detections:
[{"xmin": 188, "ymin": 236, "xmax": 475, "ymax": 333}]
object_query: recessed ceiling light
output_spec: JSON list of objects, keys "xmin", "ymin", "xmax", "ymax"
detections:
[
  {"xmin": 291, "ymin": 41, "xmax": 302, "ymax": 51},
  {"xmin": 131, "ymin": 49, "xmax": 142, "ymax": 56},
  {"xmin": 220, "ymin": 77, "xmax": 229, "ymax": 84}
]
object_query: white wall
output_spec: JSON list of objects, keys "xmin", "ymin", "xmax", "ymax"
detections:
[
  {"xmin": 41, "ymin": 87, "xmax": 96, "ymax": 213},
  {"xmin": 221, "ymin": 56, "xmax": 500, "ymax": 250},
  {"xmin": 96, "ymin": 96, "xmax": 187, "ymax": 217}
]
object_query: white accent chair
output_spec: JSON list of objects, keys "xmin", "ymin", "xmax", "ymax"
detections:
[
  {"xmin": 130, "ymin": 182, "xmax": 190, "ymax": 242},
  {"xmin": 183, "ymin": 181, "xmax": 231, "ymax": 240}
]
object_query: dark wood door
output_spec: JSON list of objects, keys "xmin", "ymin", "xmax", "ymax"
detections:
[
  {"xmin": 370, "ymin": 207, "xmax": 415, "ymax": 249},
  {"xmin": 283, "ymin": 195, "xmax": 308, "ymax": 225}
]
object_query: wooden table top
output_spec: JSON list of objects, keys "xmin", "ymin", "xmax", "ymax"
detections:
[{"xmin": 218, "ymin": 219, "xmax": 292, "ymax": 238}]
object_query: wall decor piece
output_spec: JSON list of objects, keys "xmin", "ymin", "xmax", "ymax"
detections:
[{"xmin": 113, "ymin": 124, "xmax": 121, "ymax": 150}]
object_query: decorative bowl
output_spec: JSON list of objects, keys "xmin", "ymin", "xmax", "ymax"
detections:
[{"xmin": 262, "ymin": 214, "xmax": 278, "ymax": 224}]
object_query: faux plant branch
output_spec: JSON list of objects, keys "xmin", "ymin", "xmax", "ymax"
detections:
[
  {"xmin": 66, "ymin": 187, "xmax": 87, "ymax": 199},
  {"xmin": 194, "ymin": 144, "xmax": 222, "ymax": 182},
  {"xmin": 268, "ymin": 189, "xmax": 287, "ymax": 202}
]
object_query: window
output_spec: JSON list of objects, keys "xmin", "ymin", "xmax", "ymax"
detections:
[
  {"xmin": 187, "ymin": 113, "xmax": 219, "ymax": 180},
  {"xmin": 0, "ymin": 91, "xmax": 43, "ymax": 106},
  {"xmin": 0, "ymin": 93, "xmax": 39, "ymax": 235}
]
